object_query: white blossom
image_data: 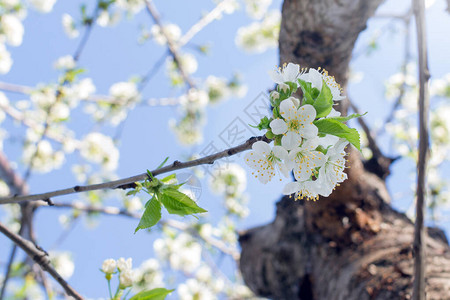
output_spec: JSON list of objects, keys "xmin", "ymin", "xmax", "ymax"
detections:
[
  {"xmin": 235, "ymin": 10, "xmax": 280, "ymax": 53},
  {"xmin": 29, "ymin": 0, "xmax": 57, "ymax": 13},
  {"xmin": 53, "ymin": 55, "xmax": 75, "ymax": 70},
  {"xmin": 0, "ymin": 44, "xmax": 13, "ymax": 74},
  {"xmin": 209, "ymin": 163, "xmax": 247, "ymax": 196},
  {"xmin": 0, "ymin": 15, "xmax": 24, "ymax": 46},
  {"xmin": 268, "ymin": 62, "xmax": 300, "ymax": 84},
  {"xmin": 287, "ymin": 139, "xmax": 326, "ymax": 181},
  {"xmin": 101, "ymin": 258, "xmax": 117, "ymax": 274},
  {"xmin": 117, "ymin": 257, "xmax": 132, "ymax": 271},
  {"xmin": 178, "ymin": 278, "xmax": 216, "ymax": 300},
  {"xmin": 245, "ymin": 141, "xmax": 290, "ymax": 184},
  {"xmin": 244, "ymin": 0, "xmax": 272, "ymax": 19},
  {"xmin": 110, "ymin": 81, "xmax": 139, "ymax": 103},
  {"xmin": 62, "ymin": 13, "xmax": 79, "ymax": 39},
  {"xmin": 49, "ymin": 251, "xmax": 74, "ymax": 279},
  {"xmin": 270, "ymin": 100, "xmax": 318, "ymax": 150},
  {"xmin": 317, "ymin": 139, "xmax": 348, "ymax": 196},
  {"xmin": 80, "ymin": 132, "xmax": 119, "ymax": 170},
  {"xmin": 119, "ymin": 269, "xmax": 134, "ymax": 288},
  {"xmin": 150, "ymin": 23, "xmax": 181, "ymax": 45},
  {"xmin": 96, "ymin": 9, "xmax": 121, "ymax": 27},
  {"xmin": 116, "ymin": 0, "xmax": 145, "ymax": 14},
  {"xmin": 22, "ymin": 140, "xmax": 65, "ymax": 173},
  {"xmin": 300, "ymin": 68, "xmax": 345, "ymax": 101}
]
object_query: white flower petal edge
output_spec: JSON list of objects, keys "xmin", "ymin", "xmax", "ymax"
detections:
[
  {"xmin": 317, "ymin": 139, "xmax": 349, "ymax": 196},
  {"xmin": 268, "ymin": 63, "xmax": 300, "ymax": 84},
  {"xmin": 282, "ymin": 180, "xmax": 321, "ymax": 201},
  {"xmin": 299, "ymin": 68, "xmax": 346, "ymax": 101}
]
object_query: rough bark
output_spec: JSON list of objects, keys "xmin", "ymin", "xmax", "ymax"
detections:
[{"xmin": 239, "ymin": 1, "xmax": 450, "ymax": 299}]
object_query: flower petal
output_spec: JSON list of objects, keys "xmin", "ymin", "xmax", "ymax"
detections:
[
  {"xmin": 305, "ymin": 68, "xmax": 323, "ymax": 90},
  {"xmin": 283, "ymin": 63, "xmax": 300, "ymax": 82},
  {"xmin": 279, "ymin": 99, "xmax": 297, "ymax": 120},
  {"xmin": 268, "ymin": 70, "xmax": 284, "ymax": 84},
  {"xmin": 287, "ymin": 96, "xmax": 300, "ymax": 108},
  {"xmin": 281, "ymin": 131, "xmax": 302, "ymax": 150},
  {"xmin": 270, "ymin": 119, "xmax": 288, "ymax": 135},
  {"xmin": 300, "ymin": 123, "xmax": 318, "ymax": 139},
  {"xmin": 252, "ymin": 141, "xmax": 271, "ymax": 156},
  {"xmin": 283, "ymin": 181, "xmax": 301, "ymax": 195},
  {"xmin": 298, "ymin": 104, "xmax": 317, "ymax": 123},
  {"xmin": 272, "ymin": 145, "xmax": 288, "ymax": 160}
]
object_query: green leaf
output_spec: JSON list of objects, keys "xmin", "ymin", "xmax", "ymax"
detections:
[
  {"xmin": 157, "ymin": 157, "xmax": 169, "ymax": 169},
  {"xmin": 161, "ymin": 174, "xmax": 176, "ymax": 183},
  {"xmin": 313, "ymin": 80, "xmax": 333, "ymax": 118},
  {"xmin": 249, "ymin": 116, "xmax": 272, "ymax": 131},
  {"xmin": 326, "ymin": 112, "xmax": 367, "ymax": 123},
  {"xmin": 298, "ymin": 79, "xmax": 314, "ymax": 105},
  {"xmin": 314, "ymin": 118, "xmax": 361, "ymax": 150},
  {"xmin": 160, "ymin": 188, "xmax": 207, "ymax": 216},
  {"xmin": 129, "ymin": 288, "xmax": 174, "ymax": 300},
  {"xmin": 135, "ymin": 196, "xmax": 161, "ymax": 233}
]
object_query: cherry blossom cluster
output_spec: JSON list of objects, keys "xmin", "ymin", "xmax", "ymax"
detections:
[{"xmin": 245, "ymin": 63, "xmax": 362, "ymax": 201}]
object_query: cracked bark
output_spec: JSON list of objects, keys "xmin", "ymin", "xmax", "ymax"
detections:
[{"xmin": 239, "ymin": 1, "xmax": 450, "ymax": 299}]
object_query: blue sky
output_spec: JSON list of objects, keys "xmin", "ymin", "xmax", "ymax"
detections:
[{"xmin": 1, "ymin": 0, "xmax": 450, "ymax": 298}]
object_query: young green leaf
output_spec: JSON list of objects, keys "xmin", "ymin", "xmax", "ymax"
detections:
[
  {"xmin": 313, "ymin": 80, "xmax": 333, "ymax": 118},
  {"xmin": 314, "ymin": 118, "xmax": 361, "ymax": 150},
  {"xmin": 326, "ymin": 112, "xmax": 367, "ymax": 123},
  {"xmin": 161, "ymin": 174, "xmax": 176, "ymax": 183},
  {"xmin": 298, "ymin": 79, "xmax": 314, "ymax": 105},
  {"xmin": 129, "ymin": 288, "xmax": 174, "ymax": 300},
  {"xmin": 160, "ymin": 188, "xmax": 207, "ymax": 216},
  {"xmin": 135, "ymin": 196, "xmax": 161, "ymax": 233},
  {"xmin": 156, "ymin": 157, "xmax": 170, "ymax": 169}
]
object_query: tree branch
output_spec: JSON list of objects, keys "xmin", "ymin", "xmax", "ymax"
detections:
[
  {"xmin": 0, "ymin": 135, "xmax": 269, "ymax": 205},
  {"xmin": 0, "ymin": 222, "xmax": 84, "ymax": 300},
  {"xmin": 42, "ymin": 202, "xmax": 240, "ymax": 260},
  {"xmin": 178, "ymin": 0, "xmax": 232, "ymax": 47},
  {"xmin": 144, "ymin": 0, "xmax": 196, "ymax": 89},
  {"xmin": 412, "ymin": 0, "xmax": 430, "ymax": 299}
]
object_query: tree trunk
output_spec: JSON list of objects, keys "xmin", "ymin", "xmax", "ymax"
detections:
[{"xmin": 239, "ymin": 1, "xmax": 450, "ymax": 299}]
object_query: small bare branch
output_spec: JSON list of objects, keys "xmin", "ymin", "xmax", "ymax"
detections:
[
  {"xmin": 144, "ymin": 0, "xmax": 196, "ymax": 89},
  {"xmin": 0, "ymin": 135, "xmax": 269, "ymax": 205},
  {"xmin": 0, "ymin": 222, "xmax": 84, "ymax": 300},
  {"xmin": 43, "ymin": 202, "xmax": 240, "ymax": 260},
  {"xmin": 412, "ymin": 0, "xmax": 430, "ymax": 299}
]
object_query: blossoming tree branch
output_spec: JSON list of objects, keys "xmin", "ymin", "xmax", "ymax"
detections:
[{"xmin": 0, "ymin": 63, "xmax": 363, "ymax": 231}]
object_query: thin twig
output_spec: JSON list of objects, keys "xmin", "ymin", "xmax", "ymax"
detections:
[
  {"xmin": 0, "ymin": 222, "xmax": 84, "ymax": 300},
  {"xmin": 412, "ymin": 0, "xmax": 430, "ymax": 299},
  {"xmin": 42, "ymin": 202, "xmax": 240, "ymax": 259},
  {"xmin": 0, "ymin": 135, "xmax": 269, "ymax": 205},
  {"xmin": 178, "ymin": 0, "xmax": 231, "ymax": 47},
  {"xmin": 0, "ymin": 151, "xmax": 29, "ymax": 300},
  {"xmin": 144, "ymin": 0, "xmax": 196, "ymax": 89},
  {"xmin": 348, "ymin": 100, "xmax": 382, "ymax": 158},
  {"xmin": 377, "ymin": 11, "xmax": 412, "ymax": 135}
]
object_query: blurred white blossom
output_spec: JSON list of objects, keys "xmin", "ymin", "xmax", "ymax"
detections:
[
  {"xmin": 150, "ymin": 23, "xmax": 181, "ymax": 45},
  {"xmin": 29, "ymin": 0, "xmax": 57, "ymax": 13},
  {"xmin": 117, "ymin": 257, "xmax": 132, "ymax": 271},
  {"xmin": 0, "ymin": 43, "xmax": 13, "ymax": 74},
  {"xmin": 235, "ymin": 10, "xmax": 280, "ymax": 53},
  {"xmin": 102, "ymin": 258, "xmax": 117, "ymax": 274},
  {"xmin": 154, "ymin": 232, "xmax": 202, "ymax": 273},
  {"xmin": 0, "ymin": 14, "xmax": 24, "ymax": 46},
  {"xmin": 244, "ymin": 0, "xmax": 272, "ymax": 19},
  {"xmin": 80, "ymin": 132, "xmax": 119, "ymax": 170},
  {"xmin": 62, "ymin": 13, "xmax": 79, "ymax": 38},
  {"xmin": 53, "ymin": 55, "xmax": 75, "ymax": 70},
  {"xmin": 49, "ymin": 251, "xmax": 75, "ymax": 279}
]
